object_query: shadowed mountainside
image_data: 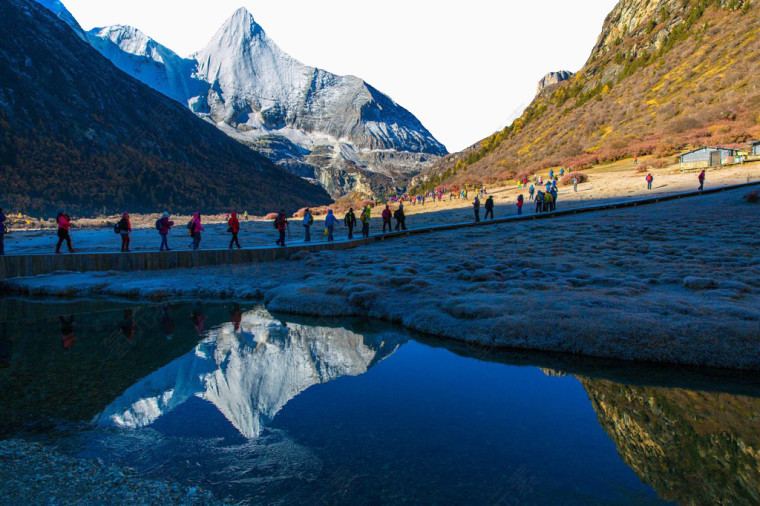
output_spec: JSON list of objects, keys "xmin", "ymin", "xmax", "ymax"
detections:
[{"xmin": 0, "ymin": 0, "xmax": 331, "ymax": 216}]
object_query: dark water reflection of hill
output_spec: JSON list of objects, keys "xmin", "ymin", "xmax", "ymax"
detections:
[{"xmin": 416, "ymin": 336, "xmax": 760, "ymax": 505}]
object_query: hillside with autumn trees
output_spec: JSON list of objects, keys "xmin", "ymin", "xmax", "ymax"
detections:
[
  {"xmin": 421, "ymin": 0, "xmax": 760, "ymax": 190},
  {"xmin": 0, "ymin": 0, "xmax": 330, "ymax": 216}
]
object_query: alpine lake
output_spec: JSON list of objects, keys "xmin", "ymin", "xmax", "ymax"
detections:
[{"xmin": 1, "ymin": 298, "xmax": 759, "ymax": 505}]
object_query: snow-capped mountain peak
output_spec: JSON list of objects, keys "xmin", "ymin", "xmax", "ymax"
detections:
[{"xmin": 59, "ymin": 3, "xmax": 448, "ymax": 196}]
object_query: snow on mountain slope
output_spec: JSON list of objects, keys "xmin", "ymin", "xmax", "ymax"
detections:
[
  {"xmin": 85, "ymin": 7, "xmax": 447, "ymax": 196},
  {"xmin": 95, "ymin": 308, "xmax": 407, "ymax": 439},
  {"xmin": 33, "ymin": 0, "xmax": 86, "ymax": 40},
  {"xmin": 86, "ymin": 25, "xmax": 208, "ymax": 107}
]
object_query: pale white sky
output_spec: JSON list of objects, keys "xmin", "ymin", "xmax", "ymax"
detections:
[{"xmin": 62, "ymin": 0, "xmax": 619, "ymax": 153}]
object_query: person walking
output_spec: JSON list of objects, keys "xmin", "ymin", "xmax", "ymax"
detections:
[
  {"xmin": 529, "ymin": 184, "xmax": 535, "ymax": 200},
  {"xmin": 0, "ymin": 207, "xmax": 6, "ymax": 256},
  {"xmin": 573, "ymin": 177, "xmax": 578, "ymax": 192},
  {"xmin": 645, "ymin": 173, "xmax": 653, "ymax": 190},
  {"xmin": 55, "ymin": 209, "xmax": 75, "ymax": 254},
  {"xmin": 228, "ymin": 212, "xmax": 241, "ymax": 249},
  {"xmin": 274, "ymin": 210, "xmax": 288, "ymax": 247},
  {"xmin": 698, "ymin": 170, "xmax": 706, "ymax": 191},
  {"xmin": 382, "ymin": 205, "xmax": 392, "ymax": 233},
  {"xmin": 473, "ymin": 196, "xmax": 481, "ymax": 222},
  {"xmin": 344, "ymin": 208, "xmax": 357, "ymax": 239},
  {"xmin": 484, "ymin": 195, "xmax": 495, "ymax": 220},
  {"xmin": 535, "ymin": 191, "xmax": 544, "ymax": 213},
  {"xmin": 117, "ymin": 212, "xmax": 132, "ymax": 252},
  {"xmin": 394, "ymin": 204, "xmax": 406, "ymax": 231},
  {"xmin": 189, "ymin": 212, "xmax": 204, "ymax": 250},
  {"xmin": 517, "ymin": 194, "xmax": 524, "ymax": 215},
  {"xmin": 157, "ymin": 212, "xmax": 174, "ymax": 251},
  {"xmin": 360, "ymin": 206, "xmax": 371, "ymax": 238},
  {"xmin": 545, "ymin": 191, "xmax": 554, "ymax": 212},
  {"xmin": 550, "ymin": 186, "xmax": 558, "ymax": 211},
  {"xmin": 324, "ymin": 209, "xmax": 340, "ymax": 242},
  {"xmin": 302, "ymin": 208, "xmax": 313, "ymax": 242},
  {"xmin": 243, "ymin": 211, "xmax": 248, "ymax": 221},
  {"xmin": 549, "ymin": 169, "xmax": 554, "ymax": 180}
]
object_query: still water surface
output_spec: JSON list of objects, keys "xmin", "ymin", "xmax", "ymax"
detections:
[{"xmin": 1, "ymin": 299, "xmax": 759, "ymax": 504}]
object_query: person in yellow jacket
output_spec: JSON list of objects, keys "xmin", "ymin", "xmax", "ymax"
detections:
[
  {"xmin": 361, "ymin": 206, "xmax": 371, "ymax": 238},
  {"xmin": 544, "ymin": 192, "xmax": 554, "ymax": 212}
]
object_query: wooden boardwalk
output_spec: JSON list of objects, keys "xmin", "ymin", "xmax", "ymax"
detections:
[{"xmin": 2, "ymin": 181, "xmax": 758, "ymax": 280}]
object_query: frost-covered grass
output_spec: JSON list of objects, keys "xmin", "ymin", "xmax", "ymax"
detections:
[{"xmin": 4, "ymin": 188, "xmax": 759, "ymax": 370}]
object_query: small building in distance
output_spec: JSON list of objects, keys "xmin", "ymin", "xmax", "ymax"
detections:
[
  {"xmin": 679, "ymin": 146, "xmax": 737, "ymax": 170},
  {"xmin": 750, "ymin": 140, "xmax": 760, "ymax": 156}
]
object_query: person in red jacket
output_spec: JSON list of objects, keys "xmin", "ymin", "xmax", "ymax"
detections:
[
  {"xmin": 117, "ymin": 212, "xmax": 132, "ymax": 252},
  {"xmin": 274, "ymin": 210, "xmax": 289, "ymax": 247},
  {"xmin": 516, "ymin": 194, "xmax": 524, "ymax": 215},
  {"xmin": 55, "ymin": 210, "xmax": 76, "ymax": 254},
  {"xmin": 228, "ymin": 212, "xmax": 241, "ymax": 249},
  {"xmin": 382, "ymin": 205, "xmax": 392, "ymax": 233},
  {"xmin": 646, "ymin": 173, "xmax": 653, "ymax": 190},
  {"xmin": 698, "ymin": 170, "xmax": 706, "ymax": 191}
]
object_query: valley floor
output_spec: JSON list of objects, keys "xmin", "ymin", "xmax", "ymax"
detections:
[{"xmin": 5, "ymin": 185, "xmax": 759, "ymax": 370}]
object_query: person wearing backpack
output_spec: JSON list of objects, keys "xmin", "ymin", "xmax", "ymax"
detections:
[
  {"xmin": 274, "ymin": 210, "xmax": 289, "ymax": 247},
  {"xmin": 302, "ymin": 209, "xmax": 314, "ymax": 242},
  {"xmin": 344, "ymin": 208, "xmax": 357, "ymax": 239},
  {"xmin": 394, "ymin": 204, "xmax": 407, "ymax": 231},
  {"xmin": 228, "ymin": 212, "xmax": 241, "ymax": 249},
  {"xmin": 484, "ymin": 195, "xmax": 495, "ymax": 220},
  {"xmin": 157, "ymin": 212, "xmax": 174, "ymax": 251},
  {"xmin": 0, "ymin": 207, "xmax": 6, "ymax": 255},
  {"xmin": 535, "ymin": 190, "xmax": 544, "ymax": 213},
  {"xmin": 360, "ymin": 206, "xmax": 371, "ymax": 238},
  {"xmin": 324, "ymin": 209, "xmax": 340, "ymax": 242},
  {"xmin": 189, "ymin": 212, "xmax": 204, "ymax": 250},
  {"xmin": 544, "ymin": 191, "xmax": 554, "ymax": 212},
  {"xmin": 116, "ymin": 212, "xmax": 132, "ymax": 252},
  {"xmin": 382, "ymin": 205, "xmax": 392, "ymax": 233},
  {"xmin": 55, "ymin": 210, "xmax": 76, "ymax": 254},
  {"xmin": 516, "ymin": 194, "xmax": 524, "ymax": 215}
]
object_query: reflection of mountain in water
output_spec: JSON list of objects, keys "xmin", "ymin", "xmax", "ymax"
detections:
[
  {"xmin": 96, "ymin": 309, "xmax": 406, "ymax": 438},
  {"xmin": 580, "ymin": 377, "xmax": 760, "ymax": 505}
]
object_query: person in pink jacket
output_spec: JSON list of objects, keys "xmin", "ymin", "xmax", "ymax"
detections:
[
  {"xmin": 189, "ymin": 212, "xmax": 204, "ymax": 250},
  {"xmin": 382, "ymin": 205, "xmax": 392, "ymax": 233},
  {"xmin": 55, "ymin": 209, "xmax": 76, "ymax": 254}
]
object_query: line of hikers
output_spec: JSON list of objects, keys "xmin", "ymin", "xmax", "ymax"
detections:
[
  {"xmin": 33, "ymin": 169, "xmax": 710, "ymax": 255},
  {"xmin": 49, "ymin": 203, "xmax": 409, "ymax": 253}
]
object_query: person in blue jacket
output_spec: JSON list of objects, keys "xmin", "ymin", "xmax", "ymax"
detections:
[{"xmin": 324, "ymin": 209, "xmax": 340, "ymax": 242}]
